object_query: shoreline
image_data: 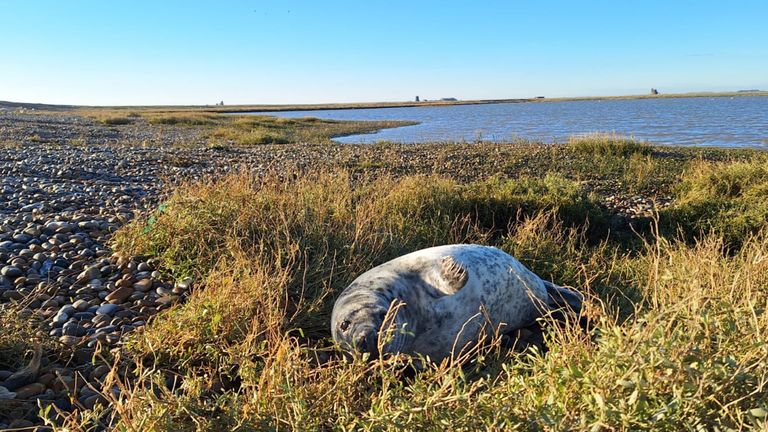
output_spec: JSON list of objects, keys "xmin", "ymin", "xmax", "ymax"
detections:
[{"xmin": 2, "ymin": 91, "xmax": 767, "ymax": 114}]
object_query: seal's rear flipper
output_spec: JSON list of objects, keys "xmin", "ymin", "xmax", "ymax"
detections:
[{"xmin": 543, "ymin": 280, "xmax": 583, "ymax": 315}]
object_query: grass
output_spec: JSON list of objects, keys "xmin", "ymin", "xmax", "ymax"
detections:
[
  {"xmin": 0, "ymin": 310, "xmax": 58, "ymax": 423},
  {"xmin": 3, "ymin": 126, "xmax": 768, "ymax": 429},
  {"xmin": 37, "ymin": 158, "xmax": 764, "ymax": 430},
  {"xmin": 662, "ymin": 159, "xmax": 768, "ymax": 246},
  {"xmin": 207, "ymin": 115, "xmax": 415, "ymax": 145},
  {"xmin": 143, "ymin": 112, "xmax": 220, "ymax": 126},
  {"xmin": 77, "ymin": 108, "xmax": 141, "ymax": 125},
  {"xmin": 624, "ymin": 152, "xmax": 662, "ymax": 194},
  {"xmin": 568, "ymin": 133, "xmax": 652, "ymax": 157},
  {"xmin": 75, "ymin": 107, "xmax": 414, "ymax": 145}
]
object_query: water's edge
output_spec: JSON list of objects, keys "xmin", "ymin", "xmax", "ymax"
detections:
[{"xmin": 236, "ymin": 96, "xmax": 768, "ymax": 149}]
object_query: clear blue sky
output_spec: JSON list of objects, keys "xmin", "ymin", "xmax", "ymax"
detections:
[{"xmin": 1, "ymin": 0, "xmax": 766, "ymax": 105}]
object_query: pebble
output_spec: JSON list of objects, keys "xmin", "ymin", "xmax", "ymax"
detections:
[
  {"xmin": 0, "ymin": 266, "xmax": 22, "ymax": 278},
  {"xmin": 8, "ymin": 419, "xmax": 34, "ymax": 429},
  {"xmin": 0, "ymin": 386, "xmax": 15, "ymax": 400},
  {"xmin": 38, "ymin": 373, "xmax": 55, "ymax": 386},
  {"xmin": 105, "ymin": 286, "xmax": 133, "ymax": 303},
  {"xmin": 62, "ymin": 323, "xmax": 87, "ymax": 337},
  {"xmin": 83, "ymin": 394, "xmax": 107, "ymax": 409},
  {"xmin": 73, "ymin": 311, "xmax": 96, "ymax": 321},
  {"xmin": 14, "ymin": 382, "xmax": 46, "ymax": 398},
  {"xmin": 59, "ymin": 335, "xmax": 81, "ymax": 346},
  {"xmin": 156, "ymin": 286, "xmax": 173, "ymax": 296},
  {"xmin": 133, "ymin": 278, "xmax": 152, "ymax": 292},
  {"xmin": 58, "ymin": 305, "xmax": 76, "ymax": 317},
  {"xmin": 72, "ymin": 299, "xmax": 90, "ymax": 311},
  {"xmin": 51, "ymin": 313, "xmax": 69, "ymax": 326},
  {"xmin": 1, "ymin": 290, "xmax": 23, "ymax": 301},
  {"xmin": 78, "ymin": 266, "xmax": 101, "ymax": 283},
  {"xmin": 91, "ymin": 365, "xmax": 110, "ymax": 380},
  {"xmin": 96, "ymin": 304, "xmax": 120, "ymax": 316}
]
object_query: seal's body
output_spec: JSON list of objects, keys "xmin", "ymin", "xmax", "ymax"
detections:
[{"xmin": 331, "ymin": 244, "xmax": 582, "ymax": 362}]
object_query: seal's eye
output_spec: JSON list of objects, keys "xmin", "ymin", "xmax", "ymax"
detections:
[{"xmin": 340, "ymin": 320, "xmax": 351, "ymax": 332}]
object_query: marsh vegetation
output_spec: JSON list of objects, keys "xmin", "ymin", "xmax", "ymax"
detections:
[
  {"xmin": 76, "ymin": 108, "xmax": 415, "ymax": 146},
  {"xmin": 1, "ymin": 117, "xmax": 767, "ymax": 430}
]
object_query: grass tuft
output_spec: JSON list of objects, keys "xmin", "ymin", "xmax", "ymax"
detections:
[
  {"xmin": 664, "ymin": 159, "xmax": 768, "ymax": 246},
  {"xmin": 143, "ymin": 112, "xmax": 220, "ymax": 126},
  {"xmin": 569, "ymin": 133, "xmax": 652, "ymax": 157}
]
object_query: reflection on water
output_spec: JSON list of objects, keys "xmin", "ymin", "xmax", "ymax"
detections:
[{"xmin": 245, "ymin": 96, "xmax": 768, "ymax": 148}]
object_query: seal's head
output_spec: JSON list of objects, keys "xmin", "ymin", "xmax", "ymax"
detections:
[{"xmin": 331, "ymin": 280, "xmax": 413, "ymax": 356}]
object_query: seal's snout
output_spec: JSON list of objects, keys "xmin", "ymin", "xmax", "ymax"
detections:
[{"xmin": 354, "ymin": 330, "xmax": 378, "ymax": 355}]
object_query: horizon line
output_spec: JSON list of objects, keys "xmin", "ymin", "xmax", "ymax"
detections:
[{"xmin": 2, "ymin": 90, "xmax": 767, "ymax": 111}]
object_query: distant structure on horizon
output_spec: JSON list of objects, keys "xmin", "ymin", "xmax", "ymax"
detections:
[
  {"xmin": 440, "ymin": 97, "xmax": 458, "ymax": 101},
  {"xmin": 650, "ymin": 88, "xmax": 659, "ymax": 95},
  {"xmin": 415, "ymin": 96, "xmax": 420, "ymax": 102}
]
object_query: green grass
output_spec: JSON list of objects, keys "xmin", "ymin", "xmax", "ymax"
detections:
[
  {"xmin": 207, "ymin": 115, "xmax": 415, "ymax": 145},
  {"xmin": 59, "ymin": 161, "xmax": 767, "ymax": 431},
  {"xmin": 143, "ymin": 112, "xmax": 220, "ymax": 126},
  {"xmin": 568, "ymin": 133, "xmax": 652, "ymax": 157},
  {"xmin": 76, "ymin": 107, "xmax": 414, "ymax": 145},
  {"xmin": 663, "ymin": 159, "xmax": 768, "ymax": 246},
  {"xmin": 77, "ymin": 108, "xmax": 140, "ymax": 125},
  {"xmin": 623, "ymin": 152, "xmax": 662, "ymax": 194},
  {"xmin": 100, "ymin": 116, "xmax": 135, "ymax": 125}
]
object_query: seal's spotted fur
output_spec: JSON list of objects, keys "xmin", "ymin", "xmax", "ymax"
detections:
[{"xmin": 331, "ymin": 244, "xmax": 583, "ymax": 362}]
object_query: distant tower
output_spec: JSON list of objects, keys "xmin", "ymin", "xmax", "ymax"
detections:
[
  {"xmin": 650, "ymin": 88, "xmax": 659, "ymax": 95},
  {"xmin": 415, "ymin": 96, "xmax": 420, "ymax": 102}
]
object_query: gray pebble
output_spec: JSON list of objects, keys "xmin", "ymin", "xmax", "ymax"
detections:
[
  {"xmin": 0, "ymin": 266, "xmax": 22, "ymax": 278},
  {"xmin": 95, "ymin": 303, "xmax": 119, "ymax": 315},
  {"xmin": 72, "ymin": 299, "xmax": 90, "ymax": 311}
]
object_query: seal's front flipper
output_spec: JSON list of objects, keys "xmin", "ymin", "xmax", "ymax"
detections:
[
  {"xmin": 543, "ymin": 280, "xmax": 583, "ymax": 314},
  {"xmin": 439, "ymin": 256, "xmax": 469, "ymax": 294}
]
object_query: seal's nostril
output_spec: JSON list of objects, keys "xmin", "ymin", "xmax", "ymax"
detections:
[{"xmin": 357, "ymin": 335, "xmax": 368, "ymax": 351}]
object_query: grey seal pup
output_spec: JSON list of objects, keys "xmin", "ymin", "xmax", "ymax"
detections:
[{"xmin": 331, "ymin": 244, "xmax": 583, "ymax": 362}]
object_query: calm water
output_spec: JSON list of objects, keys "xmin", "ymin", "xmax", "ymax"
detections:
[{"xmin": 247, "ymin": 96, "xmax": 768, "ymax": 148}]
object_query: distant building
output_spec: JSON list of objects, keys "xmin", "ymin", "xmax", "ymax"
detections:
[
  {"xmin": 535, "ymin": 96, "xmax": 545, "ymax": 99},
  {"xmin": 415, "ymin": 96, "xmax": 420, "ymax": 102},
  {"xmin": 650, "ymin": 88, "xmax": 659, "ymax": 95},
  {"xmin": 440, "ymin": 97, "xmax": 458, "ymax": 101}
]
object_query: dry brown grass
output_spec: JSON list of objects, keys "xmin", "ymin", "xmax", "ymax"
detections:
[
  {"xmin": 36, "ymin": 168, "xmax": 765, "ymax": 430},
  {"xmin": 73, "ymin": 107, "xmax": 413, "ymax": 145}
]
